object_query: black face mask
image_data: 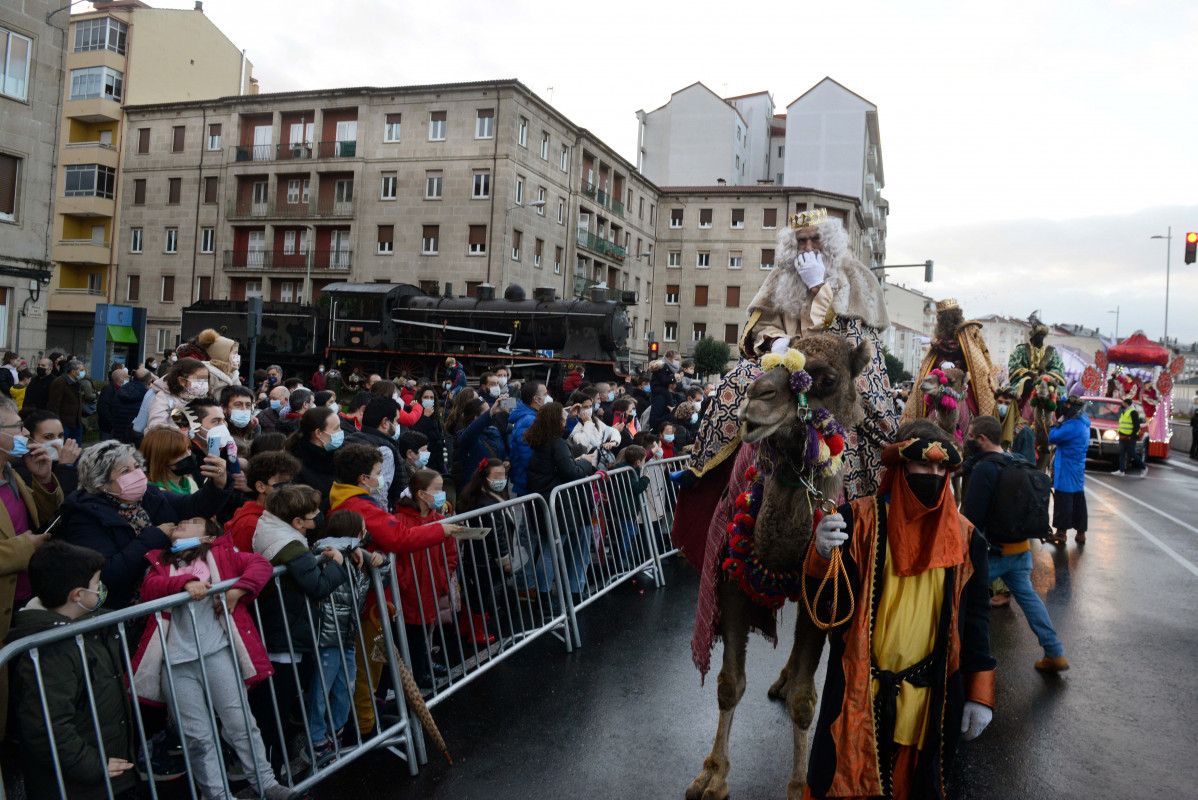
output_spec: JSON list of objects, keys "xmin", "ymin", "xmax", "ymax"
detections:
[
  {"xmin": 170, "ymin": 454, "xmax": 198, "ymax": 476},
  {"xmin": 36, "ymin": 367, "xmax": 47, "ymax": 377},
  {"xmin": 964, "ymin": 438, "xmax": 981, "ymax": 457},
  {"xmin": 308, "ymin": 510, "xmax": 326, "ymax": 534},
  {"xmin": 906, "ymin": 473, "xmax": 944, "ymax": 507}
]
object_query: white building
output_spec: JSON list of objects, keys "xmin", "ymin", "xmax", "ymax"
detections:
[
  {"xmin": 884, "ymin": 321, "xmax": 924, "ymax": 382},
  {"xmin": 783, "ymin": 78, "xmax": 887, "ymax": 266}
]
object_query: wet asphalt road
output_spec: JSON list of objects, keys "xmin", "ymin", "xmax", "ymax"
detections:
[{"xmin": 314, "ymin": 454, "xmax": 1198, "ymax": 800}]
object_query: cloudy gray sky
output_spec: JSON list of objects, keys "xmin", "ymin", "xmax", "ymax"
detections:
[{"xmin": 122, "ymin": 0, "xmax": 1198, "ymax": 343}]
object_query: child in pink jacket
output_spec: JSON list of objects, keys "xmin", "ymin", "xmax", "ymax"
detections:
[{"xmin": 132, "ymin": 518, "xmax": 299, "ymax": 800}]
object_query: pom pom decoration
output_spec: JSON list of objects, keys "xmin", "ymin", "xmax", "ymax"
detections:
[{"xmin": 722, "ymin": 467, "xmax": 804, "ymax": 609}]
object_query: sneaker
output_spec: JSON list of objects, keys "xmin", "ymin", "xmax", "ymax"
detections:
[
  {"xmin": 1035, "ymin": 656, "xmax": 1070, "ymax": 672},
  {"xmin": 1111, "ymin": 470, "xmax": 1125, "ymax": 477},
  {"xmin": 1139, "ymin": 469, "xmax": 1148, "ymax": 479},
  {"xmin": 137, "ymin": 731, "xmax": 186, "ymax": 782},
  {"xmin": 312, "ymin": 738, "xmax": 338, "ymax": 768}
]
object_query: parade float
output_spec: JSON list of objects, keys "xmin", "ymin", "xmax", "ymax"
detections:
[{"xmin": 1080, "ymin": 332, "xmax": 1184, "ymax": 459}]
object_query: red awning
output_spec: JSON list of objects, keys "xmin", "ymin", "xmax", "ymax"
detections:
[{"xmin": 1106, "ymin": 333, "xmax": 1169, "ymax": 366}]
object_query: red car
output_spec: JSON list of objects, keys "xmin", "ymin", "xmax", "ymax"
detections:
[{"xmin": 1082, "ymin": 396, "xmax": 1147, "ymax": 463}]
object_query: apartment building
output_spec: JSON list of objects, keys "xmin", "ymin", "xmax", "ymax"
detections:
[
  {"xmin": 117, "ymin": 79, "xmax": 660, "ymax": 351},
  {"xmin": 0, "ymin": 0, "xmax": 66, "ymax": 355},
  {"xmin": 48, "ymin": 0, "xmax": 252, "ymax": 356},
  {"xmin": 651, "ymin": 186, "xmax": 865, "ymax": 353}
]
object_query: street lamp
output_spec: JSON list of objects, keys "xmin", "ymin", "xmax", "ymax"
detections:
[
  {"xmin": 499, "ymin": 200, "xmax": 546, "ymax": 289},
  {"xmin": 1150, "ymin": 228, "xmax": 1172, "ymax": 344},
  {"xmin": 1107, "ymin": 307, "xmax": 1119, "ymax": 341}
]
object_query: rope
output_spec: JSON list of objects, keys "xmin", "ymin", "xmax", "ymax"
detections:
[{"xmin": 800, "ymin": 533, "xmax": 855, "ymax": 631}]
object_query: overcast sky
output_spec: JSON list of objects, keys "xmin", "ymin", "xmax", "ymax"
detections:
[{"xmin": 117, "ymin": 0, "xmax": 1198, "ymax": 344}]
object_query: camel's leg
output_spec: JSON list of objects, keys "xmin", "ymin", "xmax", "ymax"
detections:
[
  {"xmin": 785, "ymin": 609, "xmax": 827, "ymax": 800},
  {"xmin": 687, "ymin": 582, "xmax": 751, "ymax": 800}
]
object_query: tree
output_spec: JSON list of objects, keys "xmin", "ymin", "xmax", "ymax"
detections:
[
  {"xmin": 882, "ymin": 346, "xmax": 911, "ymax": 385},
  {"xmin": 693, "ymin": 337, "xmax": 733, "ymax": 380}
]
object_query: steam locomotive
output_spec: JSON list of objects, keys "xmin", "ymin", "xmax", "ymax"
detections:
[{"xmin": 180, "ymin": 282, "xmax": 639, "ymax": 383}]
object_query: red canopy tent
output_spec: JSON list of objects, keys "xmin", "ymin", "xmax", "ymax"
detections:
[{"xmin": 1106, "ymin": 333, "xmax": 1169, "ymax": 367}]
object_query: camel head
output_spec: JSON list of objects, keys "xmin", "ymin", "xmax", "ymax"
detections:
[{"xmin": 921, "ymin": 365, "xmax": 968, "ymax": 403}]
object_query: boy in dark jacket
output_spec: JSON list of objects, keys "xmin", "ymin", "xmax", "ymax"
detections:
[{"xmin": 7, "ymin": 541, "xmax": 137, "ymax": 800}]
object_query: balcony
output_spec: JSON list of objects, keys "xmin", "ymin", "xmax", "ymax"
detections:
[
  {"xmin": 610, "ymin": 198, "xmax": 625, "ymax": 218},
  {"xmin": 62, "ymin": 141, "xmax": 118, "ymax": 168},
  {"xmin": 316, "ymin": 140, "xmax": 357, "ymax": 159},
  {"xmin": 234, "ymin": 144, "xmax": 277, "ymax": 163},
  {"xmin": 864, "ymin": 173, "xmax": 877, "ymax": 201},
  {"xmin": 64, "ymin": 97, "xmax": 120, "ymax": 123},
  {"xmin": 868, "ymin": 144, "xmax": 878, "ymax": 173},
  {"xmin": 233, "ymin": 140, "xmax": 358, "ymax": 163},
  {"xmin": 223, "ymin": 249, "xmax": 352, "ymax": 272},
  {"xmin": 51, "ymin": 287, "xmax": 107, "ymax": 313},
  {"xmin": 576, "ymin": 230, "xmax": 626, "ymax": 261},
  {"xmin": 227, "ymin": 198, "xmax": 354, "ymax": 220},
  {"xmin": 52, "ymin": 239, "xmax": 110, "ymax": 265},
  {"xmin": 56, "ymin": 194, "xmax": 113, "ymax": 217}
]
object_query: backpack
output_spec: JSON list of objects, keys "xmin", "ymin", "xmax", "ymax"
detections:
[{"xmin": 981, "ymin": 452, "xmax": 1052, "ymax": 543}]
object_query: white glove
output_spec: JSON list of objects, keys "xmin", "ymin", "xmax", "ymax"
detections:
[
  {"xmin": 770, "ymin": 337, "xmax": 791, "ymax": 355},
  {"xmin": 960, "ymin": 701, "xmax": 993, "ymax": 741},
  {"xmin": 814, "ymin": 513, "xmax": 848, "ymax": 559},
  {"xmin": 794, "ymin": 251, "xmax": 827, "ymax": 288}
]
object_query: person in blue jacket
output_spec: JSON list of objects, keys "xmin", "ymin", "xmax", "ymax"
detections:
[
  {"xmin": 450, "ymin": 394, "xmax": 508, "ymax": 492},
  {"xmin": 507, "ymin": 381, "xmax": 549, "ymax": 496},
  {"xmin": 1047, "ymin": 395, "xmax": 1089, "ymax": 545},
  {"xmin": 56, "ymin": 440, "xmax": 235, "ymax": 609}
]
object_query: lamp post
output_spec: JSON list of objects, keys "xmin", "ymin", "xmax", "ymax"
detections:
[
  {"xmin": 500, "ymin": 200, "xmax": 545, "ymax": 290},
  {"xmin": 1150, "ymin": 227, "xmax": 1172, "ymax": 344},
  {"xmin": 1108, "ymin": 307, "xmax": 1119, "ymax": 341}
]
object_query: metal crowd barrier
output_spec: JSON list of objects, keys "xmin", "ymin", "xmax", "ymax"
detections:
[
  {"xmin": 0, "ymin": 558, "xmax": 421, "ymax": 800},
  {"xmin": 639, "ymin": 455, "xmax": 690, "ymax": 561}
]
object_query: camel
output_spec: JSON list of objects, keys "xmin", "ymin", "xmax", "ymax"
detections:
[
  {"xmin": 686, "ymin": 333, "xmax": 871, "ymax": 800},
  {"xmin": 1031, "ymin": 376, "xmax": 1059, "ymax": 472},
  {"xmin": 918, "ymin": 365, "xmax": 968, "ymax": 500}
]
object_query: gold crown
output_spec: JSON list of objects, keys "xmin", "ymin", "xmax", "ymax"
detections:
[
  {"xmin": 789, "ymin": 208, "xmax": 829, "ymax": 229},
  {"xmin": 936, "ymin": 299, "xmax": 959, "ymax": 312}
]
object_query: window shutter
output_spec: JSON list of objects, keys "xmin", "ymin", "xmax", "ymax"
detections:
[
  {"xmin": 762, "ymin": 248, "xmax": 775, "ymax": 265},
  {"xmin": 726, "ymin": 286, "xmax": 740, "ymax": 307},
  {"xmin": 172, "ymin": 126, "xmax": 185, "ymax": 152},
  {"xmin": 468, "ymin": 225, "xmax": 487, "ymax": 245},
  {"xmin": 699, "ymin": 208, "xmax": 712, "ymax": 225},
  {"xmin": 198, "ymin": 276, "xmax": 211, "ymax": 300},
  {"xmin": 667, "ymin": 284, "xmax": 679, "ymax": 296},
  {"xmin": 378, "ymin": 225, "xmax": 394, "ymax": 244},
  {"xmin": 162, "ymin": 276, "xmax": 175, "ymax": 302},
  {"xmin": 477, "ymin": 108, "xmax": 494, "ymax": 119},
  {"xmin": 731, "ymin": 208, "xmax": 744, "ymax": 225},
  {"xmin": 168, "ymin": 178, "xmax": 181, "ymax": 204},
  {"xmin": 127, "ymin": 275, "xmax": 139, "ymax": 302},
  {"xmin": 695, "ymin": 286, "xmax": 708, "ymax": 306},
  {"xmin": 763, "ymin": 208, "xmax": 777, "ymax": 227},
  {"xmin": 204, "ymin": 176, "xmax": 217, "ymax": 204},
  {"xmin": 0, "ymin": 154, "xmax": 16, "ymax": 216},
  {"xmin": 535, "ymin": 239, "xmax": 543, "ymax": 257},
  {"xmin": 133, "ymin": 179, "xmax": 146, "ymax": 205},
  {"xmin": 137, "ymin": 128, "xmax": 150, "ymax": 153},
  {"xmin": 725, "ymin": 324, "xmax": 739, "ymax": 344},
  {"xmin": 423, "ymin": 224, "xmax": 439, "ymax": 240},
  {"xmin": 670, "ymin": 208, "xmax": 683, "ymax": 224},
  {"xmin": 210, "ymin": 123, "xmax": 221, "ymax": 138},
  {"xmin": 386, "ymin": 113, "xmax": 401, "ymax": 126},
  {"xmin": 431, "ymin": 111, "xmax": 446, "ymax": 122}
]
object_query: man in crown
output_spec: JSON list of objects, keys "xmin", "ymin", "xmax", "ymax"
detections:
[
  {"xmin": 1001, "ymin": 318, "xmax": 1066, "ymax": 448},
  {"xmin": 672, "ymin": 208, "xmax": 898, "ymax": 569},
  {"xmin": 901, "ymin": 299, "xmax": 999, "ymax": 427}
]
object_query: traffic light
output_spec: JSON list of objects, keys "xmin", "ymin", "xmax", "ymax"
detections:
[
  {"xmin": 924, "ymin": 260, "xmax": 934, "ymax": 282},
  {"xmin": 1186, "ymin": 232, "xmax": 1197, "ymax": 265},
  {"xmin": 649, "ymin": 341, "xmax": 659, "ymax": 357}
]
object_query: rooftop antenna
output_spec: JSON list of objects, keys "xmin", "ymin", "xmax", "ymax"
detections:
[{"xmin": 546, "ymin": 86, "xmax": 555, "ymax": 105}]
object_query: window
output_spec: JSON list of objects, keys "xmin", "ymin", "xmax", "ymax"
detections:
[
  {"xmin": 736, "ymin": 127, "xmax": 742, "ymax": 142},
  {"xmin": 167, "ymin": 177, "xmax": 181, "ymax": 204},
  {"xmin": 244, "ymin": 281, "xmax": 262, "ymax": 300},
  {"xmin": 64, "ymin": 165, "xmax": 115, "ymax": 198},
  {"xmin": 557, "ymin": 198, "xmax": 564, "ymax": 224},
  {"xmin": 429, "ymin": 111, "xmax": 446, "ymax": 141},
  {"xmin": 695, "ymin": 285, "xmax": 708, "ymax": 307},
  {"xmin": 161, "ymin": 276, "xmax": 175, "ymax": 302},
  {"xmin": 627, "ymin": 189, "xmax": 633, "ymax": 209},
  {"xmin": 468, "ymin": 224, "xmax": 487, "ymax": 254},
  {"xmin": 778, "ymin": 145, "xmax": 784, "ymax": 157},
  {"xmin": 126, "ymin": 274, "xmax": 139, "ymax": 302},
  {"xmin": 476, "ymin": 109, "xmax": 494, "ymax": 139},
  {"xmin": 137, "ymin": 128, "xmax": 150, "ymax": 154},
  {"xmin": 554, "ymin": 245, "xmax": 563, "ymax": 274},
  {"xmin": 156, "ymin": 328, "xmax": 174, "ymax": 352},
  {"xmin": 699, "ymin": 208, "xmax": 712, "ymax": 228},
  {"xmin": 286, "ymin": 179, "xmax": 300, "ymax": 204},
  {"xmin": 725, "ymin": 323, "xmax": 739, "ymax": 345},
  {"xmin": 666, "ymin": 284, "xmax": 679, "ymax": 305},
  {"xmin": 165, "ymin": 228, "xmax": 178, "ymax": 254},
  {"xmin": 129, "ymin": 228, "xmax": 142, "ymax": 253},
  {"xmin": 667, "ymin": 251, "xmax": 681, "ymax": 268},
  {"xmin": 283, "ymin": 230, "xmax": 296, "ymax": 255},
  {"xmin": 377, "ymin": 225, "xmax": 394, "ymax": 254},
  {"xmin": 0, "ymin": 28, "xmax": 31, "ymax": 101},
  {"xmin": 380, "ymin": 171, "xmax": 396, "ymax": 200},
  {"xmin": 68, "ymin": 66, "xmax": 123, "ymax": 102},
  {"xmin": 425, "ymin": 170, "xmax": 442, "ymax": 199},
  {"xmin": 731, "ymin": 208, "xmax": 744, "ymax": 229},
  {"xmin": 650, "ymin": 204, "xmax": 656, "ymax": 226},
  {"xmin": 761, "ymin": 248, "xmax": 775, "ymax": 269},
  {"xmin": 200, "ymin": 227, "xmax": 214, "ymax": 254},
  {"xmin": 692, "ymin": 322, "xmax": 707, "ymax": 342},
  {"xmin": 73, "ymin": 18, "xmax": 126, "ymax": 54},
  {"xmin": 728, "ymin": 251, "xmax": 742, "ymax": 269},
  {"xmin": 0, "ymin": 153, "xmax": 17, "ymax": 221},
  {"xmin": 669, "ymin": 208, "xmax": 683, "ymax": 228},
  {"xmin": 517, "ymin": 116, "xmax": 528, "ymax": 147},
  {"xmin": 384, "ymin": 113, "xmax": 401, "ymax": 142},
  {"xmin": 537, "ymin": 187, "xmax": 546, "ymax": 215},
  {"xmin": 197, "ymin": 276, "xmax": 211, "ymax": 301},
  {"xmin": 534, "ymin": 238, "xmax": 543, "ymax": 268},
  {"xmin": 560, "ymin": 144, "xmax": 569, "ymax": 171},
  {"xmin": 203, "ymin": 176, "xmax": 218, "ymax": 204},
  {"xmin": 540, "ymin": 131, "xmax": 550, "ymax": 159},
  {"xmin": 664, "ymin": 322, "xmax": 678, "ymax": 342},
  {"xmin": 85, "ymin": 273, "xmax": 102, "ymax": 295},
  {"xmin": 638, "ymin": 197, "xmax": 644, "ymax": 219},
  {"xmin": 208, "ymin": 123, "xmax": 221, "ymax": 151},
  {"xmin": 515, "ymin": 176, "xmax": 524, "ymax": 205},
  {"xmin": 763, "ymin": 208, "xmax": 777, "ymax": 228},
  {"xmin": 422, "ymin": 224, "xmax": 439, "ymax": 255},
  {"xmin": 696, "ymin": 251, "xmax": 710, "ymax": 268},
  {"xmin": 472, "ymin": 170, "xmax": 490, "ymax": 199},
  {"xmin": 726, "ymin": 286, "xmax": 741, "ymax": 307},
  {"xmin": 511, "ymin": 229, "xmax": 522, "ymax": 261},
  {"xmin": 172, "ymin": 126, "xmax": 185, "ymax": 153},
  {"xmin": 133, "ymin": 178, "xmax": 145, "ymax": 204},
  {"xmin": 735, "ymin": 155, "xmax": 740, "ymax": 170}
]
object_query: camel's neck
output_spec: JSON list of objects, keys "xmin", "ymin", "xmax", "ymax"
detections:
[{"xmin": 752, "ymin": 458, "xmax": 842, "ymax": 573}]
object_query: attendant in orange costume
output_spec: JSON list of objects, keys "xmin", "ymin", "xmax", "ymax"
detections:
[{"xmin": 803, "ymin": 419, "xmax": 995, "ymax": 800}]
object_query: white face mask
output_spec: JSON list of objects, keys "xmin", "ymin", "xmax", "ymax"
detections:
[
  {"xmin": 42, "ymin": 439, "xmax": 64, "ymax": 461},
  {"xmin": 497, "ymin": 377, "xmax": 508, "ymax": 388}
]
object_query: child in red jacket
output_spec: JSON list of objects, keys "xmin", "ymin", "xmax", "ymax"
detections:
[
  {"xmin": 225, "ymin": 451, "xmax": 301, "ymax": 552},
  {"xmin": 132, "ymin": 518, "xmax": 299, "ymax": 800}
]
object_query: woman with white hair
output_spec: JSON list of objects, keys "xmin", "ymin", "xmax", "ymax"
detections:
[{"xmin": 55, "ymin": 440, "xmax": 233, "ymax": 609}]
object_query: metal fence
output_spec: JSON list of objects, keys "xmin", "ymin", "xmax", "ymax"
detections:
[{"xmin": 639, "ymin": 455, "xmax": 690, "ymax": 561}]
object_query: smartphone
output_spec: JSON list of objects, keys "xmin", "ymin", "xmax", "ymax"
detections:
[
  {"xmin": 613, "ymin": 411, "xmax": 624, "ymax": 426},
  {"xmin": 501, "ymin": 397, "xmax": 517, "ymax": 412},
  {"xmin": 206, "ymin": 432, "xmax": 223, "ymax": 458}
]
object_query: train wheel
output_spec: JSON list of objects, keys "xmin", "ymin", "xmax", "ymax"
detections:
[{"xmin": 387, "ymin": 356, "xmax": 423, "ymax": 382}]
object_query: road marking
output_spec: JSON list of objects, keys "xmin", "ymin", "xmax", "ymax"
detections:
[
  {"xmin": 1161, "ymin": 459, "xmax": 1198, "ymax": 474},
  {"xmin": 1085, "ymin": 487, "xmax": 1198, "ymax": 578},
  {"xmin": 1087, "ymin": 477, "xmax": 1198, "ymax": 536}
]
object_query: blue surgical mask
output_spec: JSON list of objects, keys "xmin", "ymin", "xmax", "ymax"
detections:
[
  {"xmin": 230, "ymin": 409, "xmax": 252, "ymax": 428},
  {"xmin": 606, "ymin": 392, "xmax": 615, "ymax": 402},
  {"xmin": 6, "ymin": 435, "xmax": 28, "ymax": 457},
  {"xmin": 391, "ymin": 423, "xmax": 402, "ymax": 441},
  {"xmin": 422, "ymin": 398, "xmax": 435, "ymax": 409},
  {"xmin": 323, "ymin": 429, "xmax": 345, "ymax": 451},
  {"xmin": 663, "ymin": 434, "xmax": 675, "ymax": 443},
  {"xmin": 77, "ymin": 370, "xmax": 87, "ymax": 380},
  {"xmin": 171, "ymin": 537, "xmax": 203, "ymax": 553},
  {"xmin": 690, "ymin": 413, "xmax": 699, "ymax": 424},
  {"xmin": 416, "ymin": 450, "xmax": 430, "ymax": 467},
  {"xmin": 429, "ymin": 490, "xmax": 446, "ymax": 510},
  {"xmin": 488, "ymin": 479, "xmax": 507, "ymax": 492},
  {"xmin": 270, "ymin": 399, "xmax": 283, "ymax": 412}
]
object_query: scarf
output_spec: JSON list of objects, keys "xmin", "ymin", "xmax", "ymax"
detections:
[
  {"xmin": 106, "ymin": 494, "xmax": 152, "ymax": 534},
  {"xmin": 879, "ymin": 468, "xmax": 965, "ymax": 577}
]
